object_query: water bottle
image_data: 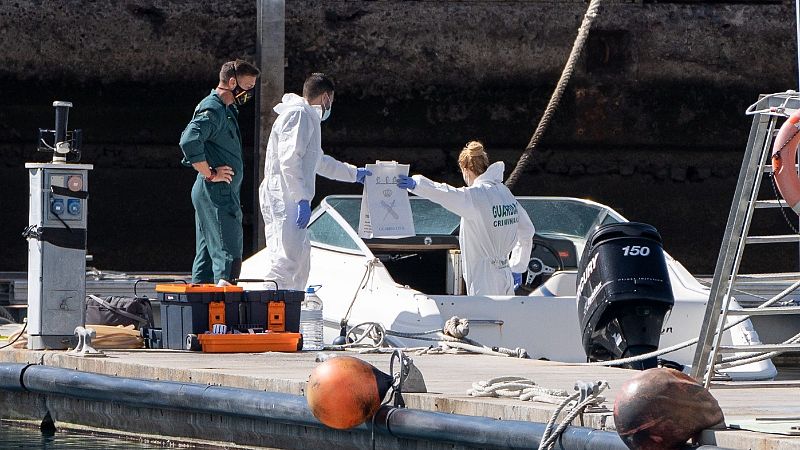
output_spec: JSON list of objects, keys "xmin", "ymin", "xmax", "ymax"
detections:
[{"xmin": 300, "ymin": 286, "xmax": 324, "ymax": 351}]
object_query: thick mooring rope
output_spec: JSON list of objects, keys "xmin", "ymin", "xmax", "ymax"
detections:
[
  {"xmin": 537, "ymin": 380, "xmax": 609, "ymax": 450},
  {"xmin": 466, "ymin": 376, "xmax": 570, "ymax": 403},
  {"xmin": 466, "ymin": 377, "xmax": 609, "ymax": 450},
  {"xmin": 506, "ymin": 0, "xmax": 604, "ymax": 189},
  {"xmin": 326, "ymin": 317, "xmax": 527, "ymax": 357}
]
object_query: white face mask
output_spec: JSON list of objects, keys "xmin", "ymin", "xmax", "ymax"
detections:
[
  {"xmin": 312, "ymin": 105, "xmax": 332, "ymax": 121},
  {"xmin": 312, "ymin": 93, "xmax": 333, "ymax": 121}
]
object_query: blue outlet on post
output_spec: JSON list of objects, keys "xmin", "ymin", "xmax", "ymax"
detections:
[
  {"xmin": 50, "ymin": 198, "xmax": 64, "ymax": 215},
  {"xmin": 67, "ymin": 199, "xmax": 81, "ymax": 215}
]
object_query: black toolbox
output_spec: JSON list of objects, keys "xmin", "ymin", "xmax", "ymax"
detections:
[
  {"xmin": 238, "ymin": 280, "xmax": 303, "ymax": 333},
  {"xmin": 156, "ymin": 284, "xmax": 244, "ymax": 350}
]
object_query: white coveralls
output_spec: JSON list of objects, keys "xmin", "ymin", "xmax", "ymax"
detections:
[
  {"xmin": 259, "ymin": 93, "xmax": 357, "ymax": 291},
  {"xmin": 409, "ymin": 162, "xmax": 535, "ymax": 295}
]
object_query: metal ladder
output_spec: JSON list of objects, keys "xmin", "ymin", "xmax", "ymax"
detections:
[{"xmin": 691, "ymin": 91, "xmax": 800, "ymax": 387}]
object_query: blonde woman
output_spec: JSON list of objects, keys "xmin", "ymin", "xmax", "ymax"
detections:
[{"xmin": 397, "ymin": 141, "xmax": 535, "ymax": 295}]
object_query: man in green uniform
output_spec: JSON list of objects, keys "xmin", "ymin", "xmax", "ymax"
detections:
[{"xmin": 179, "ymin": 59, "xmax": 260, "ymax": 284}]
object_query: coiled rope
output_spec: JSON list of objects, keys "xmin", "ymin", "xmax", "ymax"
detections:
[
  {"xmin": 537, "ymin": 380, "xmax": 609, "ymax": 450},
  {"xmin": 467, "ymin": 377, "xmax": 609, "ymax": 450},
  {"xmin": 326, "ymin": 317, "xmax": 527, "ymax": 358},
  {"xmin": 467, "ymin": 376, "xmax": 569, "ymax": 403},
  {"xmin": 442, "ymin": 316, "xmax": 469, "ymax": 339},
  {"xmin": 506, "ymin": 0, "xmax": 604, "ymax": 189},
  {"xmin": 0, "ymin": 321, "xmax": 26, "ymax": 350}
]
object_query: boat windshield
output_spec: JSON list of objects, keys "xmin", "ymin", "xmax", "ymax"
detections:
[
  {"xmin": 323, "ymin": 196, "xmax": 619, "ymax": 240},
  {"xmin": 517, "ymin": 198, "xmax": 620, "ymax": 240}
]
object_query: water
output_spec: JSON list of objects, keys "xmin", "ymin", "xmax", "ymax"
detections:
[
  {"xmin": 0, "ymin": 422, "xmax": 180, "ymax": 449},
  {"xmin": 299, "ymin": 289, "xmax": 324, "ymax": 351},
  {"xmin": 299, "ymin": 308, "xmax": 323, "ymax": 351}
]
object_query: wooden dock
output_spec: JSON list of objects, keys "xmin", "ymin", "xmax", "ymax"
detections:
[{"xmin": 0, "ymin": 324, "xmax": 798, "ymax": 450}]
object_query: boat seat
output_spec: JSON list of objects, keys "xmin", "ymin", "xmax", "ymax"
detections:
[{"xmin": 529, "ymin": 270, "xmax": 577, "ymax": 297}]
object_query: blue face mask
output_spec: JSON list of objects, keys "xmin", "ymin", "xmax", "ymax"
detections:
[{"xmin": 315, "ymin": 93, "xmax": 332, "ymax": 121}]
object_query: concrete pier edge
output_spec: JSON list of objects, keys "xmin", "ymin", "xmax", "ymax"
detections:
[{"xmin": 0, "ymin": 349, "xmax": 795, "ymax": 449}]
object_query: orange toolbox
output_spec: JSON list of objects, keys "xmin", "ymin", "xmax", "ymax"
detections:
[
  {"xmin": 156, "ymin": 283, "xmax": 244, "ymax": 350},
  {"xmin": 197, "ymin": 332, "xmax": 303, "ymax": 353}
]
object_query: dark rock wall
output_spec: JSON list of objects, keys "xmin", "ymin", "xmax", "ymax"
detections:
[{"xmin": 0, "ymin": 0, "xmax": 797, "ymax": 274}]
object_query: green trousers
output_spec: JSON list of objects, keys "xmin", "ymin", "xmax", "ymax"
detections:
[{"xmin": 190, "ymin": 176, "xmax": 243, "ymax": 283}]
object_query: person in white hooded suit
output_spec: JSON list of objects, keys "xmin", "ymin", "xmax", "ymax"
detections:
[
  {"xmin": 259, "ymin": 73, "xmax": 370, "ymax": 291},
  {"xmin": 397, "ymin": 141, "xmax": 534, "ymax": 296}
]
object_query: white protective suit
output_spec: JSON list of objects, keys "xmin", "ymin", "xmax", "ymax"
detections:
[
  {"xmin": 409, "ymin": 162, "xmax": 535, "ymax": 295},
  {"xmin": 259, "ymin": 93, "xmax": 357, "ymax": 290}
]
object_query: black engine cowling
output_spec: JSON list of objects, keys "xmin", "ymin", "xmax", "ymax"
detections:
[{"xmin": 576, "ymin": 222, "xmax": 674, "ymax": 369}]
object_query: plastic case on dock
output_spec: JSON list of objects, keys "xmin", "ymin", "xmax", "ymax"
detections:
[
  {"xmin": 156, "ymin": 284, "xmax": 244, "ymax": 350},
  {"xmin": 197, "ymin": 332, "xmax": 303, "ymax": 353},
  {"xmin": 243, "ymin": 288, "xmax": 303, "ymax": 333}
]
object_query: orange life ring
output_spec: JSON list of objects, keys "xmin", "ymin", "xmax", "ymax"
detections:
[{"xmin": 772, "ymin": 110, "xmax": 800, "ymax": 214}]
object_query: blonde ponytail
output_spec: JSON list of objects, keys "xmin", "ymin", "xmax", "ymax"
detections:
[{"xmin": 458, "ymin": 140, "xmax": 489, "ymax": 175}]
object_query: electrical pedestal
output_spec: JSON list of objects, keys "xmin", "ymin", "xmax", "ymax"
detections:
[{"xmin": 24, "ymin": 101, "xmax": 92, "ymax": 350}]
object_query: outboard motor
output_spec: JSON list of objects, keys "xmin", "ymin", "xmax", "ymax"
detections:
[{"xmin": 576, "ymin": 223, "xmax": 674, "ymax": 369}]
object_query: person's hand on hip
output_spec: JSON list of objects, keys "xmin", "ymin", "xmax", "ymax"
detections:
[
  {"xmin": 207, "ymin": 165, "xmax": 234, "ymax": 183},
  {"xmin": 296, "ymin": 200, "xmax": 311, "ymax": 229}
]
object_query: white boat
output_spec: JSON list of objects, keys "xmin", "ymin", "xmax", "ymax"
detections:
[{"xmin": 241, "ymin": 195, "xmax": 776, "ymax": 381}]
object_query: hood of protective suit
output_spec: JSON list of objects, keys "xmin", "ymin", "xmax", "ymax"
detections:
[
  {"xmin": 273, "ymin": 93, "xmax": 315, "ymax": 116},
  {"xmin": 474, "ymin": 161, "xmax": 505, "ymax": 184}
]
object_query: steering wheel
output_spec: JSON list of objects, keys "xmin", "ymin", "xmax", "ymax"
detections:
[{"xmin": 517, "ymin": 237, "xmax": 565, "ymax": 294}]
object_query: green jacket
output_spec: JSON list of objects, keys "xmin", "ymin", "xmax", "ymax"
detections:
[{"xmin": 179, "ymin": 91, "xmax": 244, "ymax": 199}]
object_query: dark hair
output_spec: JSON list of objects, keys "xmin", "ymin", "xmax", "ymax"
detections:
[
  {"xmin": 303, "ymin": 73, "xmax": 335, "ymax": 99},
  {"xmin": 219, "ymin": 59, "xmax": 260, "ymax": 83}
]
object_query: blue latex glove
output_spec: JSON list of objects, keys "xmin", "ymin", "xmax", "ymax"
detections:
[
  {"xmin": 513, "ymin": 272, "xmax": 523, "ymax": 289},
  {"xmin": 296, "ymin": 200, "xmax": 311, "ymax": 229},
  {"xmin": 356, "ymin": 168, "xmax": 372, "ymax": 184},
  {"xmin": 397, "ymin": 174, "xmax": 416, "ymax": 190}
]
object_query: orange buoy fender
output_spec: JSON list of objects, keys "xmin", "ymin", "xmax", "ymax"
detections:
[
  {"xmin": 613, "ymin": 368, "xmax": 724, "ymax": 450},
  {"xmin": 306, "ymin": 356, "xmax": 393, "ymax": 430},
  {"xmin": 772, "ymin": 110, "xmax": 800, "ymax": 214}
]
